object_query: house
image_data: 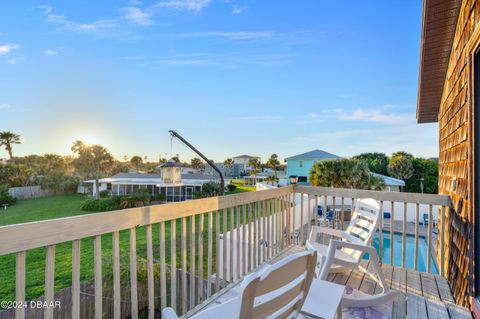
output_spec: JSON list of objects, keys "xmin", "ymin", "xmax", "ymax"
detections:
[
  {"xmin": 370, "ymin": 172, "xmax": 405, "ymax": 192},
  {"xmin": 232, "ymin": 154, "xmax": 260, "ymax": 173},
  {"xmin": 81, "ymin": 160, "xmax": 225, "ymax": 201},
  {"xmin": 285, "ymin": 149, "xmax": 341, "ymax": 183},
  {"xmin": 416, "ymin": 0, "xmax": 477, "ymax": 310},
  {"xmin": 204, "ymin": 162, "xmax": 244, "ymax": 177}
]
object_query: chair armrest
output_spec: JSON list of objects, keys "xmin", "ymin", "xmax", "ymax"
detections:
[
  {"xmin": 309, "ymin": 226, "xmax": 361, "ymax": 244},
  {"xmin": 162, "ymin": 307, "xmax": 180, "ymax": 319}
]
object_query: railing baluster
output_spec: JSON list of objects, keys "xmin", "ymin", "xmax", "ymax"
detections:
[
  {"xmin": 333, "ymin": 196, "xmax": 337, "ymax": 229},
  {"xmin": 222, "ymin": 208, "xmax": 227, "ymax": 284},
  {"xmin": 242, "ymin": 205, "xmax": 247, "ymax": 275},
  {"xmin": 207, "ymin": 212, "xmax": 213, "ymax": 297},
  {"xmin": 300, "ymin": 193, "xmax": 304, "ymax": 244},
  {"xmin": 198, "ymin": 213, "xmax": 204, "ymax": 301},
  {"xmin": 249, "ymin": 203, "xmax": 254, "ymax": 270},
  {"xmin": 323, "ymin": 196, "xmax": 328, "ymax": 227},
  {"xmin": 129, "ymin": 229, "xmax": 138, "ymax": 319},
  {"xmin": 112, "ymin": 231, "xmax": 121, "ymax": 319},
  {"xmin": 414, "ymin": 203, "xmax": 420, "ymax": 271},
  {"xmin": 340, "ymin": 197, "xmax": 345, "ymax": 230},
  {"xmin": 440, "ymin": 205, "xmax": 446, "ymax": 277},
  {"xmin": 215, "ymin": 211, "xmax": 220, "ymax": 292},
  {"xmin": 44, "ymin": 245, "xmax": 55, "ymax": 319},
  {"xmin": 146, "ymin": 225, "xmax": 154, "ymax": 318},
  {"xmin": 15, "ymin": 251, "xmax": 25, "ymax": 319},
  {"xmin": 160, "ymin": 222, "xmax": 167, "ymax": 309},
  {"xmin": 402, "ymin": 202, "xmax": 407, "ymax": 269},
  {"xmin": 181, "ymin": 217, "xmax": 187, "ymax": 313},
  {"xmin": 255, "ymin": 202, "xmax": 260, "ymax": 268},
  {"xmin": 314, "ymin": 195, "xmax": 318, "ymax": 239},
  {"xmin": 171, "ymin": 219, "xmax": 177, "ymax": 310},
  {"xmin": 94, "ymin": 235, "xmax": 102, "ymax": 319},
  {"xmin": 262, "ymin": 200, "xmax": 266, "ymax": 263},
  {"xmin": 230, "ymin": 207, "xmax": 234, "ymax": 281},
  {"xmin": 190, "ymin": 215, "xmax": 196, "ymax": 309},
  {"xmin": 390, "ymin": 201, "xmax": 394, "ymax": 266},
  {"xmin": 276, "ymin": 197, "xmax": 280, "ymax": 252},
  {"xmin": 307, "ymin": 194, "xmax": 311, "ymax": 242},
  {"xmin": 236, "ymin": 206, "xmax": 241, "ymax": 280},
  {"xmin": 282, "ymin": 195, "xmax": 287, "ymax": 249},
  {"xmin": 427, "ymin": 204, "xmax": 433, "ymax": 273},
  {"xmin": 292, "ymin": 192, "xmax": 297, "ymax": 244},
  {"xmin": 378, "ymin": 200, "xmax": 383, "ymax": 264},
  {"xmin": 287, "ymin": 194, "xmax": 292, "ymax": 247},
  {"xmin": 72, "ymin": 240, "xmax": 81, "ymax": 319}
]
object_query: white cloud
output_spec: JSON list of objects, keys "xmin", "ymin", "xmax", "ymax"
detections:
[
  {"xmin": 45, "ymin": 49, "xmax": 58, "ymax": 56},
  {"xmin": 0, "ymin": 43, "xmax": 19, "ymax": 55},
  {"xmin": 154, "ymin": 0, "xmax": 212, "ymax": 12},
  {"xmin": 46, "ymin": 13, "xmax": 116, "ymax": 32},
  {"xmin": 121, "ymin": 7, "xmax": 153, "ymax": 26},
  {"xmin": 232, "ymin": 4, "xmax": 248, "ymax": 14},
  {"xmin": 0, "ymin": 103, "xmax": 11, "ymax": 109},
  {"xmin": 7, "ymin": 58, "xmax": 18, "ymax": 64},
  {"xmin": 37, "ymin": 5, "xmax": 53, "ymax": 14},
  {"xmin": 177, "ymin": 31, "xmax": 275, "ymax": 40},
  {"xmin": 335, "ymin": 108, "xmax": 412, "ymax": 125}
]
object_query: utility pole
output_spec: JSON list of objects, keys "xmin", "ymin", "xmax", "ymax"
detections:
[{"xmin": 169, "ymin": 130, "xmax": 225, "ymax": 195}]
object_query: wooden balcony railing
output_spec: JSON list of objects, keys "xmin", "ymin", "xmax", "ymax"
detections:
[{"xmin": 0, "ymin": 185, "xmax": 452, "ymax": 319}]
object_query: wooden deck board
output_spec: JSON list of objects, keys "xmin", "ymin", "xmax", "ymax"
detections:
[
  {"xmin": 421, "ymin": 272, "xmax": 441, "ymax": 301},
  {"xmin": 426, "ymin": 299, "xmax": 450, "ymax": 319},
  {"xmin": 230, "ymin": 245, "xmax": 472, "ymax": 319}
]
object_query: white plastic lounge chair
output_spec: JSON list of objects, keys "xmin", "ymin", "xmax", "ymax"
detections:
[
  {"xmin": 306, "ymin": 198, "xmax": 380, "ymax": 272},
  {"xmin": 162, "ymin": 250, "xmax": 317, "ymax": 319}
]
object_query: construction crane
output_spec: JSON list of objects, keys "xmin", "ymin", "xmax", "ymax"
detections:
[{"xmin": 169, "ymin": 130, "xmax": 225, "ymax": 195}]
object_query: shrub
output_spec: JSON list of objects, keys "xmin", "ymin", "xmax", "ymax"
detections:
[
  {"xmin": 0, "ymin": 184, "xmax": 16, "ymax": 206},
  {"xmin": 81, "ymin": 198, "xmax": 119, "ymax": 212},
  {"xmin": 152, "ymin": 193, "xmax": 166, "ymax": 202},
  {"xmin": 99, "ymin": 189, "xmax": 110, "ymax": 198},
  {"xmin": 226, "ymin": 184, "xmax": 237, "ymax": 192}
]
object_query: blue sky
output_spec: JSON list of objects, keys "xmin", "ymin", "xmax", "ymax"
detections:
[{"xmin": 0, "ymin": 0, "xmax": 437, "ymax": 162}]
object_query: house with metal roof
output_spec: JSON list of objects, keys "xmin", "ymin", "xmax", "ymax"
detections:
[
  {"xmin": 285, "ymin": 149, "xmax": 341, "ymax": 183},
  {"xmin": 80, "ymin": 160, "xmax": 225, "ymax": 201}
]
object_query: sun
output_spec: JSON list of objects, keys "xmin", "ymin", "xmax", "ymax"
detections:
[{"xmin": 73, "ymin": 133, "xmax": 101, "ymax": 145}]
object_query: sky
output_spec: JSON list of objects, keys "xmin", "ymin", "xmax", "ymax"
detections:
[{"xmin": 0, "ymin": 0, "xmax": 438, "ymax": 163}]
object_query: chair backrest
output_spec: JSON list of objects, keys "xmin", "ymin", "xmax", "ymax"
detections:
[
  {"xmin": 345, "ymin": 198, "xmax": 380, "ymax": 245},
  {"xmin": 239, "ymin": 250, "xmax": 317, "ymax": 319}
]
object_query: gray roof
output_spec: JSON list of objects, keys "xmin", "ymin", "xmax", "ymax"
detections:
[
  {"xmin": 181, "ymin": 173, "xmax": 220, "ymax": 180},
  {"xmin": 159, "ymin": 160, "xmax": 183, "ymax": 168},
  {"xmin": 109, "ymin": 173, "xmax": 159, "ymax": 179},
  {"xmin": 285, "ymin": 149, "xmax": 341, "ymax": 161},
  {"xmin": 370, "ymin": 173, "xmax": 405, "ymax": 187},
  {"xmin": 233, "ymin": 155, "xmax": 259, "ymax": 159}
]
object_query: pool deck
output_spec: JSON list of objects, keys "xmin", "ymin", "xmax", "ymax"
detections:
[{"xmin": 277, "ymin": 245, "xmax": 472, "ymax": 319}]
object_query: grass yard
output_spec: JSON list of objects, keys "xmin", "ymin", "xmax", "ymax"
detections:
[
  {"xmin": 0, "ymin": 189, "xmax": 258, "ymax": 304},
  {"xmin": 227, "ymin": 179, "xmax": 256, "ymax": 194}
]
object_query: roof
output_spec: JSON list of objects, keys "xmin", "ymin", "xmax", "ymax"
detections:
[
  {"xmin": 371, "ymin": 173, "xmax": 405, "ymax": 187},
  {"xmin": 285, "ymin": 149, "xmax": 341, "ymax": 161},
  {"xmin": 232, "ymin": 155, "xmax": 259, "ymax": 159},
  {"xmin": 158, "ymin": 160, "xmax": 183, "ymax": 168},
  {"xmin": 416, "ymin": 0, "xmax": 461, "ymax": 123}
]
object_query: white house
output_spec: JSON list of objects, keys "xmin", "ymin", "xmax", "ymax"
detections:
[
  {"xmin": 80, "ymin": 160, "xmax": 227, "ymax": 201},
  {"xmin": 232, "ymin": 154, "xmax": 260, "ymax": 173}
]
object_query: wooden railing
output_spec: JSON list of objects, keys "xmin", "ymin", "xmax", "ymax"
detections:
[
  {"xmin": 295, "ymin": 186, "xmax": 451, "ymax": 276},
  {"xmin": 0, "ymin": 186, "xmax": 294, "ymax": 319},
  {"xmin": 0, "ymin": 185, "xmax": 452, "ymax": 319}
]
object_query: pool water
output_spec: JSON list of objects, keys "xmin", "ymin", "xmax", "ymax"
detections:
[{"xmin": 370, "ymin": 231, "xmax": 438, "ymax": 274}]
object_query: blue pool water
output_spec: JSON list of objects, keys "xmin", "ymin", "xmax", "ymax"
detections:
[{"xmin": 371, "ymin": 231, "xmax": 438, "ymax": 274}]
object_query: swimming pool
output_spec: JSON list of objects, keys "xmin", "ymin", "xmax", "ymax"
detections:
[{"xmin": 371, "ymin": 231, "xmax": 438, "ymax": 274}]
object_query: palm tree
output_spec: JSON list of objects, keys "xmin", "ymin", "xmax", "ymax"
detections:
[
  {"xmin": 224, "ymin": 158, "xmax": 234, "ymax": 176},
  {"xmin": 267, "ymin": 154, "xmax": 280, "ymax": 179},
  {"xmin": 130, "ymin": 156, "xmax": 143, "ymax": 172},
  {"xmin": 265, "ymin": 175, "xmax": 279, "ymax": 186},
  {"xmin": 248, "ymin": 158, "xmax": 261, "ymax": 183},
  {"xmin": 0, "ymin": 131, "xmax": 21, "ymax": 160}
]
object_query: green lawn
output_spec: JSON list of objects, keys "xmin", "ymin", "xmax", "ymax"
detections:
[
  {"xmin": 227, "ymin": 179, "xmax": 256, "ymax": 194},
  {"xmin": 0, "ymin": 190, "xmax": 257, "ymax": 304}
]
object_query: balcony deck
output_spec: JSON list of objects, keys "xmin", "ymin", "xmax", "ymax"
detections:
[{"xmin": 270, "ymin": 245, "xmax": 472, "ymax": 319}]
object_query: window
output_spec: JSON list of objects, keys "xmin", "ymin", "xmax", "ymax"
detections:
[{"xmin": 299, "ymin": 160, "xmax": 303, "ymax": 168}]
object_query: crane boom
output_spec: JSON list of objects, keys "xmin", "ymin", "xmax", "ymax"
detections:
[{"xmin": 169, "ymin": 130, "xmax": 225, "ymax": 195}]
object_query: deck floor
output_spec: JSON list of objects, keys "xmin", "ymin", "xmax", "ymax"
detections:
[{"xmin": 274, "ymin": 245, "xmax": 471, "ymax": 319}]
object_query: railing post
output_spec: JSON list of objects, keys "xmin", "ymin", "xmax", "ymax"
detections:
[
  {"xmin": 402, "ymin": 202, "xmax": 407, "ymax": 269},
  {"xmin": 378, "ymin": 200, "xmax": 383, "ymax": 265},
  {"xmin": 414, "ymin": 203, "xmax": 419, "ymax": 271},
  {"xmin": 440, "ymin": 205, "xmax": 446, "ymax": 277},
  {"xmin": 16, "ymin": 251, "xmax": 26, "ymax": 319},
  {"xmin": 427, "ymin": 205, "xmax": 432, "ymax": 273},
  {"xmin": 390, "ymin": 202, "xmax": 394, "ymax": 266}
]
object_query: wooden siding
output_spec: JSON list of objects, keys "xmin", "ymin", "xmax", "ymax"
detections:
[{"xmin": 437, "ymin": 0, "xmax": 480, "ymax": 307}]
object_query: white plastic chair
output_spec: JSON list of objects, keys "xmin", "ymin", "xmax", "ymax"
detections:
[
  {"xmin": 309, "ymin": 239, "xmax": 397, "ymax": 308},
  {"xmin": 306, "ymin": 198, "xmax": 380, "ymax": 271},
  {"xmin": 162, "ymin": 250, "xmax": 317, "ymax": 319}
]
